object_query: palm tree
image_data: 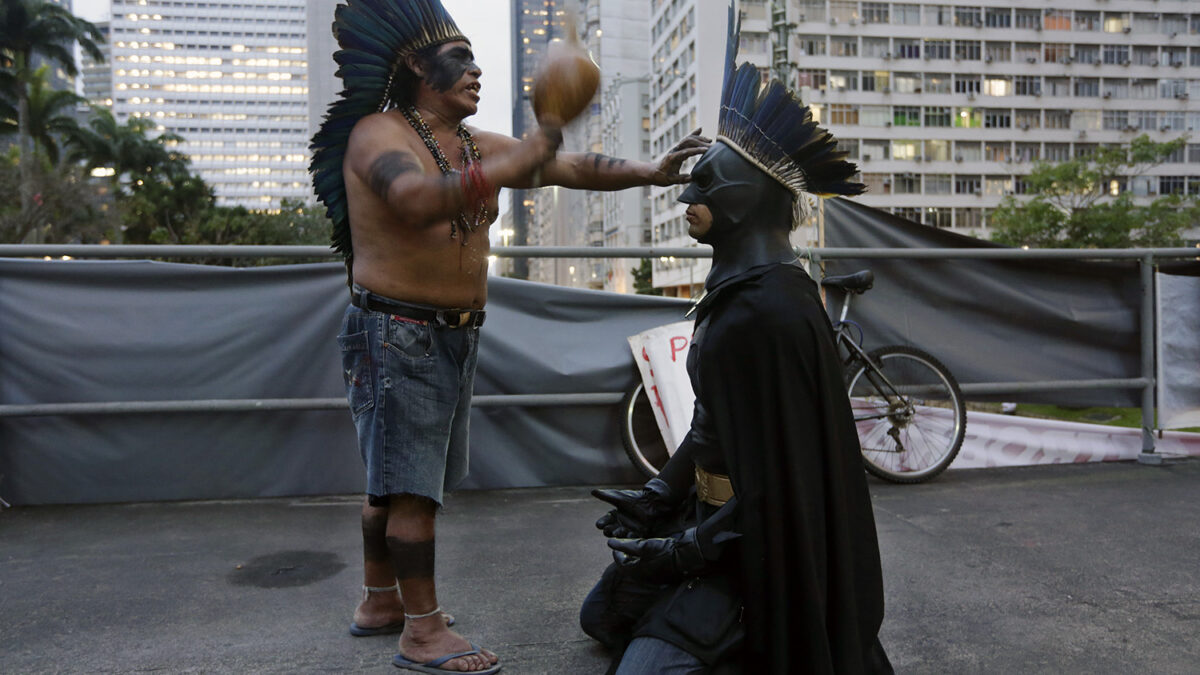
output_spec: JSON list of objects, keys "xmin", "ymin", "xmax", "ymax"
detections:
[
  {"xmin": 0, "ymin": 64, "xmax": 85, "ymax": 166},
  {"xmin": 65, "ymin": 108, "xmax": 189, "ymax": 191},
  {"xmin": 0, "ymin": 0, "xmax": 104, "ymax": 213}
]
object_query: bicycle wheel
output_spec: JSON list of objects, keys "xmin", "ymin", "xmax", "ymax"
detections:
[
  {"xmin": 621, "ymin": 382, "xmax": 671, "ymax": 478},
  {"xmin": 846, "ymin": 345, "xmax": 966, "ymax": 483}
]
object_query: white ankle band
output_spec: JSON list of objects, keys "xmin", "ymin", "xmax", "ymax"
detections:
[
  {"xmin": 403, "ymin": 606, "xmax": 443, "ymax": 620},
  {"xmin": 363, "ymin": 583, "xmax": 399, "ymax": 593}
]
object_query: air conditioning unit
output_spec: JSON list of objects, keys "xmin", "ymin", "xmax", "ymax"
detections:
[
  {"xmin": 1176, "ymin": 92, "xmax": 1190, "ymax": 99},
  {"xmin": 967, "ymin": 92, "xmax": 976, "ymax": 100},
  {"xmin": 829, "ymin": 17, "xmax": 837, "ymax": 25},
  {"xmin": 863, "ymin": 154, "xmax": 872, "ymax": 161},
  {"xmin": 1121, "ymin": 59, "xmax": 1130, "ymax": 66},
  {"xmin": 1171, "ymin": 61, "xmax": 1183, "ymax": 68},
  {"xmin": 1103, "ymin": 91, "xmax": 1112, "ymax": 98},
  {"xmin": 1026, "ymin": 57, "xmax": 1037, "ymax": 64},
  {"xmin": 985, "ymin": 56, "xmax": 993, "ymax": 63},
  {"xmin": 1077, "ymin": 130, "xmax": 1087, "ymax": 138},
  {"xmin": 882, "ymin": 87, "xmax": 891, "ymax": 94},
  {"xmin": 1035, "ymin": 24, "xmax": 1042, "ymax": 32},
  {"xmin": 1020, "ymin": 122, "xmax": 1031, "ymax": 130},
  {"xmin": 882, "ymin": 178, "xmax": 892, "ymax": 185},
  {"xmin": 1169, "ymin": 32, "xmax": 1178, "ymax": 38},
  {"xmin": 924, "ymin": 53, "xmax": 933, "ymax": 60},
  {"xmin": 883, "ymin": 51, "xmax": 892, "ymax": 59},
  {"xmin": 914, "ymin": 87, "xmax": 923, "ymax": 93},
  {"xmin": 839, "ymin": 86, "xmax": 847, "ymax": 91},
  {"xmin": 1093, "ymin": 59, "xmax": 1102, "ymax": 67},
  {"xmin": 924, "ymin": 155, "xmax": 934, "ymax": 162},
  {"xmin": 1151, "ymin": 59, "xmax": 1160, "ymax": 66},
  {"xmin": 1123, "ymin": 26, "xmax": 1131, "ymax": 33},
  {"xmin": 955, "ymin": 155, "xmax": 964, "ymax": 162},
  {"xmin": 1005, "ymin": 157, "xmax": 1013, "ymax": 163},
  {"xmin": 974, "ymin": 186, "xmax": 982, "ymax": 194},
  {"xmin": 884, "ymin": 120, "xmax": 893, "ymax": 127}
]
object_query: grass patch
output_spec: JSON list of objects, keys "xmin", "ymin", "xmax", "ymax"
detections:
[{"xmin": 967, "ymin": 402, "xmax": 1199, "ymax": 433}]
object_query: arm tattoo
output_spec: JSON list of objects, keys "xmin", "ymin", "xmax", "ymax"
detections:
[
  {"xmin": 585, "ymin": 152, "xmax": 627, "ymax": 171},
  {"xmin": 386, "ymin": 537, "xmax": 436, "ymax": 580},
  {"xmin": 367, "ymin": 151, "xmax": 421, "ymax": 201}
]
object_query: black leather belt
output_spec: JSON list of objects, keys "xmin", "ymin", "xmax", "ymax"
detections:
[{"xmin": 351, "ymin": 287, "xmax": 485, "ymax": 329}]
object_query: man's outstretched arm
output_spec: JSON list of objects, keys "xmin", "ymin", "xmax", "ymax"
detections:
[{"xmin": 477, "ymin": 127, "xmax": 711, "ymax": 191}]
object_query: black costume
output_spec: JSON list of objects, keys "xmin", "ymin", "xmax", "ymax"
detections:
[{"xmin": 581, "ymin": 6, "xmax": 891, "ymax": 673}]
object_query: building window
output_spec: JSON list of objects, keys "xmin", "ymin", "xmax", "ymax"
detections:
[
  {"xmin": 797, "ymin": 35, "xmax": 827, "ymax": 56},
  {"xmin": 954, "ymin": 75, "xmax": 981, "ymax": 94},
  {"xmin": 925, "ymin": 174, "xmax": 952, "ymax": 194},
  {"xmin": 1015, "ymin": 143, "xmax": 1040, "ymax": 162},
  {"xmin": 895, "ymin": 38, "xmax": 920, "ymax": 59},
  {"xmin": 1132, "ymin": 12, "xmax": 1159, "ymax": 34},
  {"xmin": 829, "ymin": 103, "xmax": 859, "ymax": 124},
  {"xmin": 1074, "ymin": 143, "xmax": 1098, "ymax": 159},
  {"xmin": 861, "ymin": 70, "xmax": 889, "ymax": 92},
  {"xmin": 1015, "ymin": 9, "xmax": 1040, "ymax": 30},
  {"xmin": 1188, "ymin": 144, "xmax": 1200, "ymax": 164},
  {"xmin": 984, "ymin": 76, "xmax": 1012, "ymax": 97},
  {"xmin": 1045, "ymin": 143, "xmax": 1070, "ymax": 161},
  {"xmin": 1015, "ymin": 109, "xmax": 1040, "ymax": 130},
  {"xmin": 924, "ymin": 72, "xmax": 951, "ymax": 93},
  {"xmin": 985, "ymin": 175, "xmax": 1013, "ymax": 196},
  {"xmin": 1044, "ymin": 43, "xmax": 1071, "ymax": 64},
  {"xmin": 839, "ymin": 138, "xmax": 860, "ymax": 159},
  {"xmin": 1103, "ymin": 79, "xmax": 1129, "ymax": 99},
  {"xmin": 1045, "ymin": 77, "xmax": 1071, "ymax": 97},
  {"xmin": 1133, "ymin": 110, "xmax": 1157, "ymax": 131},
  {"xmin": 925, "ymin": 5, "xmax": 952, "ymax": 27},
  {"xmin": 894, "ymin": 4, "xmax": 920, "ymax": 25},
  {"xmin": 956, "ymin": 208, "xmax": 983, "ymax": 229},
  {"xmin": 797, "ymin": 69, "xmax": 827, "ymax": 90},
  {"xmin": 1045, "ymin": 10, "xmax": 1071, "ymax": 31},
  {"xmin": 926, "ymin": 139, "xmax": 951, "ymax": 161},
  {"xmin": 860, "ymin": 106, "xmax": 891, "ymax": 127},
  {"xmin": 832, "ymin": 37, "xmax": 858, "ymax": 57},
  {"xmin": 893, "ymin": 106, "xmax": 921, "ymax": 127},
  {"xmin": 985, "ymin": 8, "xmax": 1011, "ymax": 29},
  {"xmin": 862, "ymin": 37, "xmax": 888, "ymax": 58},
  {"xmin": 862, "ymin": 172, "xmax": 890, "ymax": 194},
  {"xmin": 1103, "ymin": 12, "xmax": 1130, "ymax": 33},
  {"xmin": 985, "ymin": 42, "xmax": 1011, "ymax": 62},
  {"xmin": 862, "ymin": 139, "xmax": 891, "ymax": 161},
  {"xmin": 894, "ymin": 173, "xmax": 921, "ymax": 194},
  {"xmin": 892, "ymin": 139, "xmax": 920, "ymax": 160},
  {"xmin": 954, "ymin": 108, "xmax": 982, "ymax": 128},
  {"xmin": 985, "ymin": 141, "xmax": 1010, "ymax": 162},
  {"xmin": 1014, "ymin": 76, "xmax": 1041, "ymax": 96},
  {"xmin": 1074, "ymin": 45, "xmax": 1098, "ymax": 65},
  {"xmin": 894, "ymin": 207, "xmax": 922, "ymax": 222},
  {"xmin": 894, "ymin": 72, "xmax": 921, "ymax": 93},
  {"xmin": 1102, "ymin": 110, "xmax": 1129, "ymax": 130},
  {"xmin": 956, "ymin": 142, "xmax": 983, "ymax": 162},
  {"xmin": 1132, "ymin": 46, "xmax": 1158, "ymax": 66},
  {"xmin": 830, "ymin": 71, "xmax": 858, "ymax": 91},
  {"xmin": 1015, "ymin": 43, "xmax": 1040, "ymax": 64},
  {"xmin": 924, "ymin": 39, "xmax": 951, "ymax": 60},
  {"xmin": 1160, "ymin": 176, "xmax": 1186, "ymax": 195},
  {"xmin": 1163, "ymin": 14, "xmax": 1189, "ymax": 35},
  {"xmin": 954, "ymin": 6, "xmax": 981, "ymax": 28},
  {"xmin": 830, "ymin": 0, "xmax": 858, "ymax": 23},
  {"xmin": 955, "ymin": 40, "xmax": 981, "ymax": 61},
  {"xmin": 1074, "ymin": 11, "xmax": 1100, "ymax": 32},
  {"xmin": 862, "ymin": 2, "xmax": 889, "ymax": 24},
  {"xmin": 925, "ymin": 106, "xmax": 952, "ymax": 127},
  {"xmin": 1074, "ymin": 78, "xmax": 1100, "ymax": 97},
  {"xmin": 926, "ymin": 207, "xmax": 953, "ymax": 228},
  {"xmin": 955, "ymin": 175, "xmax": 982, "ymax": 194},
  {"xmin": 1102, "ymin": 45, "xmax": 1129, "ymax": 65},
  {"xmin": 797, "ymin": 0, "xmax": 826, "ymax": 23}
]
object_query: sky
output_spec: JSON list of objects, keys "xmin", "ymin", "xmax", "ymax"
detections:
[{"xmin": 71, "ymin": 0, "xmax": 514, "ymax": 136}]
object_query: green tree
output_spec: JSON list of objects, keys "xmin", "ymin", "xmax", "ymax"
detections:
[
  {"xmin": 64, "ymin": 109, "xmax": 188, "ymax": 192},
  {"xmin": 0, "ymin": 146, "xmax": 116, "ymax": 243},
  {"xmin": 990, "ymin": 135, "xmax": 1198, "ymax": 248},
  {"xmin": 632, "ymin": 258, "xmax": 662, "ymax": 295},
  {"xmin": 0, "ymin": 0, "xmax": 104, "ymax": 214},
  {"xmin": 0, "ymin": 64, "xmax": 86, "ymax": 166}
]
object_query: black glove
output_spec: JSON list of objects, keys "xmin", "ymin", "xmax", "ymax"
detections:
[
  {"xmin": 607, "ymin": 528, "xmax": 706, "ymax": 584},
  {"xmin": 593, "ymin": 478, "xmax": 678, "ymax": 539}
]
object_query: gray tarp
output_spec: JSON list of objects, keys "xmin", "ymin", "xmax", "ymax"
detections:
[
  {"xmin": 822, "ymin": 198, "xmax": 1200, "ymax": 407},
  {"xmin": 1157, "ymin": 273, "xmax": 1200, "ymax": 429},
  {"xmin": 0, "ymin": 258, "xmax": 686, "ymax": 505}
]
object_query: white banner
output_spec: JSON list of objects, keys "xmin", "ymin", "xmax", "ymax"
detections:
[
  {"xmin": 629, "ymin": 322, "xmax": 1200, "ymax": 470},
  {"xmin": 627, "ymin": 320, "xmax": 696, "ymax": 452}
]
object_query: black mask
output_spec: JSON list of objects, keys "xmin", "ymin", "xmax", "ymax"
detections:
[
  {"xmin": 678, "ymin": 143, "xmax": 794, "ymax": 244},
  {"xmin": 678, "ymin": 143, "xmax": 798, "ymax": 289}
]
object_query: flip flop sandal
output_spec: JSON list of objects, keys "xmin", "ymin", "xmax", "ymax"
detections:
[{"xmin": 392, "ymin": 643, "xmax": 500, "ymax": 674}]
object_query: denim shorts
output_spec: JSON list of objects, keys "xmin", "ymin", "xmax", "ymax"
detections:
[{"xmin": 337, "ymin": 301, "xmax": 479, "ymax": 505}]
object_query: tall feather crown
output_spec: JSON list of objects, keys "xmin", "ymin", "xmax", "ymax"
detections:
[
  {"xmin": 716, "ymin": 4, "xmax": 864, "ymax": 226},
  {"xmin": 309, "ymin": 0, "xmax": 469, "ymax": 261}
]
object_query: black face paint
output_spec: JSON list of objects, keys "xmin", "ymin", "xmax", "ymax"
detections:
[
  {"xmin": 386, "ymin": 537, "xmax": 436, "ymax": 580},
  {"xmin": 423, "ymin": 46, "xmax": 477, "ymax": 93}
]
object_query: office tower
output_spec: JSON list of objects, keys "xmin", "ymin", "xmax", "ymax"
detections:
[
  {"xmin": 102, "ymin": 0, "xmax": 311, "ymax": 209},
  {"xmin": 511, "ymin": 0, "xmax": 571, "ymax": 279},
  {"xmin": 81, "ymin": 21, "xmax": 112, "ymax": 108}
]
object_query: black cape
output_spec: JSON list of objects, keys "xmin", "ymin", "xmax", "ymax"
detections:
[{"xmin": 691, "ymin": 262, "xmax": 890, "ymax": 673}]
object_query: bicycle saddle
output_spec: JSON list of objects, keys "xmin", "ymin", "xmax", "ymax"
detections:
[{"xmin": 820, "ymin": 270, "xmax": 874, "ymax": 294}]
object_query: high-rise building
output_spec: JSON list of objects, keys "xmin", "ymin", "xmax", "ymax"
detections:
[
  {"xmin": 80, "ymin": 21, "xmax": 112, "ymax": 108},
  {"xmin": 647, "ymin": 0, "xmax": 774, "ymax": 298},
  {"xmin": 99, "ymin": 0, "xmax": 312, "ymax": 209},
  {"xmin": 511, "ymin": 0, "xmax": 572, "ymax": 279}
]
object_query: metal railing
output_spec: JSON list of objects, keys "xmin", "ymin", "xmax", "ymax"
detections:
[{"xmin": 3, "ymin": 243, "xmax": 1198, "ymax": 465}]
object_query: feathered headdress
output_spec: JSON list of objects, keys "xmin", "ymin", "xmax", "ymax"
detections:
[
  {"xmin": 717, "ymin": 4, "xmax": 864, "ymax": 227},
  {"xmin": 309, "ymin": 0, "xmax": 470, "ymax": 261}
]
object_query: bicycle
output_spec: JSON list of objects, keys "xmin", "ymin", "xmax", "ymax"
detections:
[{"xmin": 621, "ymin": 268, "xmax": 967, "ymax": 484}]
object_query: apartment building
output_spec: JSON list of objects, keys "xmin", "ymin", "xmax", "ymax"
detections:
[
  {"xmin": 646, "ymin": 0, "xmax": 1200, "ymax": 294},
  {"xmin": 789, "ymin": 0, "xmax": 1200, "ymax": 235},
  {"xmin": 97, "ymin": 0, "xmax": 311, "ymax": 209}
]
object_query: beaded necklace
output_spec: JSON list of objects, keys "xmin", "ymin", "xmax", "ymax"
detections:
[{"xmin": 401, "ymin": 106, "xmax": 487, "ymax": 242}]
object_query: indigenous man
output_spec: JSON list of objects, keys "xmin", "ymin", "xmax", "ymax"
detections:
[
  {"xmin": 309, "ymin": 1, "xmax": 707, "ymax": 672},
  {"xmin": 580, "ymin": 9, "xmax": 893, "ymax": 674}
]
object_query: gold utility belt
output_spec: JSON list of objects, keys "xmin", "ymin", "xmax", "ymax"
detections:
[{"xmin": 695, "ymin": 466, "xmax": 734, "ymax": 506}]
